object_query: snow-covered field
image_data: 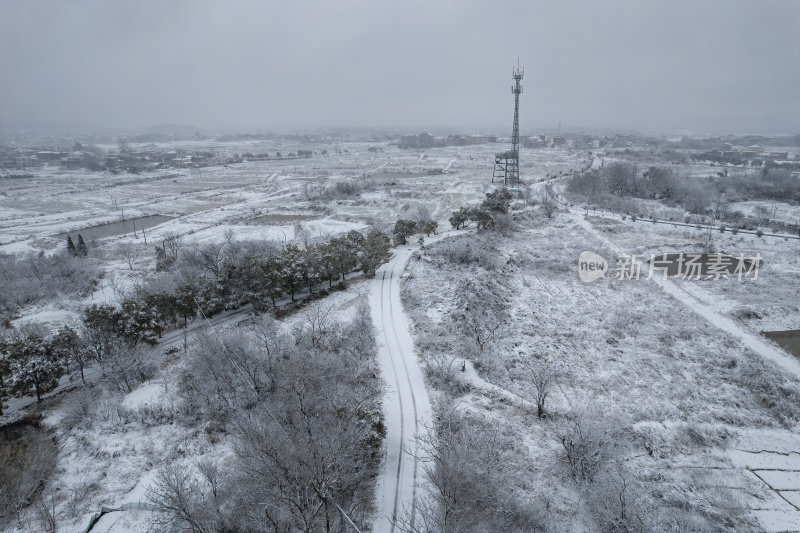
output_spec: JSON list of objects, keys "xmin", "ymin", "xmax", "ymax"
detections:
[
  {"xmin": 401, "ymin": 205, "xmax": 800, "ymax": 531},
  {"xmin": 3, "ymin": 139, "xmax": 800, "ymax": 532}
]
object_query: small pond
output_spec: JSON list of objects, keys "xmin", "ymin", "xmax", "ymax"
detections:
[
  {"xmin": 763, "ymin": 330, "xmax": 800, "ymax": 358},
  {"xmin": 249, "ymin": 214, "xmax": 316, "ymax": 225},
  {"xmin": 59, "ymin": 215, "xmax": 174, "ymax": 242}
]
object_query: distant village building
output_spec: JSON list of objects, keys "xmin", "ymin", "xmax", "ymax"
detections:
[
  {"xmin": 399, "ymin": 132, "xmax": 497, "ymax": 149},
  {"xmin": 10, "ymin": 149, "xmax": 38, "ymax": 168},
  {"xmin": 399, "ymin": 134, "xmax": 420, "ymax": 148},
  {"xmin": 14, "ymin": 155, "xmax": 36, "ymax": 167},
  {"xmin": 447, "ymin": 135, "xmax": 468, "ymax": 146},
  {"xmin": 172, "ymin": 156, "xmax": 193, "ymax": 168},
  {"xmin": 60, "ymin": 155, "xmax": 82, "ymax": 170},
  {"xmin": 36, "ymin": 151, "xmax": 61, "ymax": 162},
  {"xmin": 524, "ymin": 136, "xmax": 547, "ymax": 148}
]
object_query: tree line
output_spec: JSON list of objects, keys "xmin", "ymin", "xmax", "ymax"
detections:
[
  {"xmin": 0, "ymin": 228, "xmax": 392, "ymax": 412},
  {"xmin": 568, "ymin": 161, "xmax": 800, "ymax": 216},
  {"xmin": 158, "ymin": 228, "xmax": 392, "ymax": 311},
  {"xmin": 448, "ymin": 188, "xmax": 514, "ymax": 231},
  {"xmin": 393, "ymin": 189, "xmax": 523, "ymax": 246}
]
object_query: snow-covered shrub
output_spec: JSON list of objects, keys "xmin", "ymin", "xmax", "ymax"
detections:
[
  {"xmin": 584, "ymin": 461, "xmax": 651, "ymax": 533},
  {"xmin": 119, "ymin": 403, "xmax": 175, "ymax": 427},
  {"xmin": 0, "ymin": 251, "xmax": 101, "ymax": 319},
  {"xmin": 60, "ymin": 385, "xmax": 101, "ymax": 430},
  {"xmin": 423, "ymin": 349, "xmax": 462, "ymax": 389},
  {"xmin": 732, "ymin": 355, "xmax": 800, "ymax": 427},
  {"xmin": 0, "ymin": 422, "xmax": 58, "ymax": 531},
  {"xmin": 397, "ymin": 403, "xmax": 546, "ymax": 533},
  {"xmin": 100, "ymin": 345, "xmax": 157, "ymax": 394},
  {"xmin": 319, "ymin": 178, "xmax": 377, "ymax": 200},
  {"xmin": 557, "ymin": 411, "xmax": 621, "ymax": 483},
  {"xmin": 428, "ymin": 238, "xmax": 498, "ymax": 270},
  {"xmin": 493, "ymin": 213, "xmax": 517, "ymax": 233}
]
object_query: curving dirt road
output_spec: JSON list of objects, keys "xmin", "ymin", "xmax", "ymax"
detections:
[{"xmin": 370, "ymin": 246, "xmax": 432, "ymax": 533}]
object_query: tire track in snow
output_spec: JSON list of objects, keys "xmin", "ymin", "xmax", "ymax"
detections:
[
  {"xmin": 379, "ymin": 268, "xmax": 407, "ymax": 529},
  {"xmin": 387, "ymin": 267, "xmax": 421, "ymax": 527},
  {"xmin": 371, "ymin": 248, "xmax": 432, "ymax": 532}
]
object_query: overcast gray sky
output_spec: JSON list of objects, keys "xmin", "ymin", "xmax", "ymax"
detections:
[{"xmin": 1, "ymin": 0, "xmax": 798, "ymax": 135}]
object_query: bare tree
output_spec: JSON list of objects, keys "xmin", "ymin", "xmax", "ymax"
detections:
[
  {"xmin": 118, "ymin": 242, "xmax": 138, "ymax": 270},
  {"xmin": 301, "ymin": 302, "xmax": 336, "ymax": 349},
  {"xmin": 148, "ymin": 463, "xmax": 219, "ymax": 533},
  {"xmin": 222, "ymin": 228, "xmax": 244, "ymax": 266},
  {"xmin": 161, "ymin": 232, "xmax": 184, "ymax": 264},
  {"xmin": 518, "ymin": 355, "xmax": 560, "ymax": 418},
  {"xmin": 540, "ymin": 191, "xmax": 558, "ymax": 218},
  {"xmin": 753, "ymin": 204, "xmax": 770, "ymax": 226},
  {"xmin": 232, "ymin": 356, "xmax": 378, "ymax": 533},
  {"xmin": 453, "ymin": 278, "xmax": 508, "ymax": 354},
  {"xmin": 183, "ymin": 242, "xmax": 224, "ymax": 278},
  {"xmin": 101, "ymin": 344, "xmax": 156, "ymax": 394},
  {"xmin": 195, "ymin": 459, "xmax": 226, "ymax": 503},
  {"xmin": 520, "ymin": 184, "xmax": 535, "ymax": 205},
  {"xmin": 578, "ymin": 460, "xmax": 656, "ymax": 533},
  {"xmin": 109, "ymin": 193, "xmax": 125, "ymax": 221},
  {"xmin": 0, "ymin": 425, "xmax": 58, "ymax": 531},
  {"xmin": 248, "ymin": 314, "xmax": 290, "ymax": 360},
  {"xmin": 33, "ymin": 486, "xmax": 58, "ymax": 533},
  {"xmin": 176, "ymin": 310, "xmax": 383, "ymax": 533},
  {"xmin": 412, "ymin": 205, "xmax": 434, "ymax": 224}
]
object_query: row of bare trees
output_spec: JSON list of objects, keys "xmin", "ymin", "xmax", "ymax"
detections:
[
  {"xmin": 0, "ymin": 249, "xmax": 100, "ymax": 322},
  {"xmin": 148, "ymin": 304, "xmax": 385, "ymax": 532},
  {"xmin": 568, "ymin": 161, "xmax": 800, "ymax": 220}
]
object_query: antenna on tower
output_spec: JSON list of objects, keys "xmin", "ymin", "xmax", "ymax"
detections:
[{"xmin": 493, "ymin": 59, "xmax": 524, "ymax": 189}]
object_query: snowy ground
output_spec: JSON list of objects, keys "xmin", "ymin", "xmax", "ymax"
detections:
[
  {"xmin": 568, "ymin": 206, "xmax": 800, "ymax": 341},
  {"xmin": 1, "ymin": 141, "xmax": 578, "ymax": 328},
  {"xmin": 1, "ymin": 140, "xmax": 544, "ymax": 531},
  {"xmin": 5, "ymin": 139, "xmax": 799, "ymax": 531},
  {"xmin": 401, "ymin": 205, "xmax": 800, "ymax": 531},
  {"xmin": 570, "ymin": 209, "xmax": 800, "ymax": 531}
]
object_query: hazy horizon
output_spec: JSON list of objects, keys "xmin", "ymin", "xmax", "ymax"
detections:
[{"xmin": 1, "ymin": 0, "xmax": 799, "ymax": 136}]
